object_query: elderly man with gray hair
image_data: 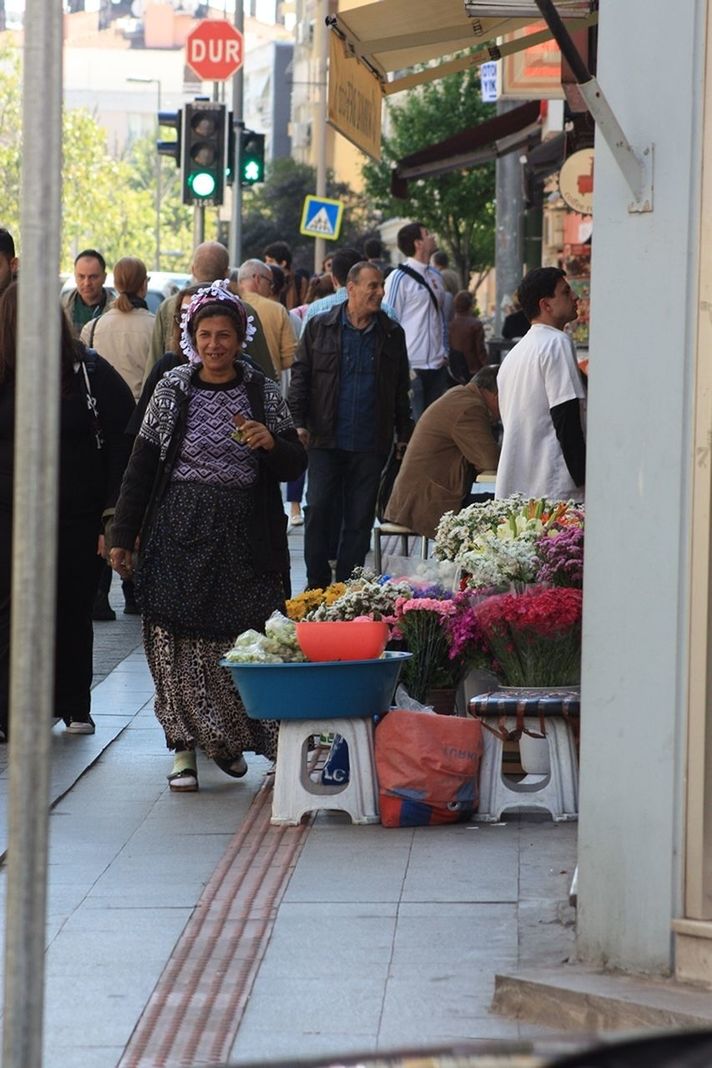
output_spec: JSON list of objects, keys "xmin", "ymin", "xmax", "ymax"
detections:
[{"xmin": 235, "ymin": 258, "xmax": 296, "ymax": 380}]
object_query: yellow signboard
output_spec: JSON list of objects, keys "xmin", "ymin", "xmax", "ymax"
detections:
[{"xmin": 327, "ymin": 34, "xmax": 382, "ymax": 161}]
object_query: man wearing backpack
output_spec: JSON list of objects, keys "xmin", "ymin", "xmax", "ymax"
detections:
[{"xmin": 384, "ymin": 222, "xmax": 448, "ymax": 420}]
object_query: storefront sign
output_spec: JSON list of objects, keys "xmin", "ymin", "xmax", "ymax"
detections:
[
  {"xmin": 480, "ymin": 61, "xmax": 498, "ymax": 102},
  {"xmin": 501, "ymin": 21, "xmax": 564, "ymax": 99},
  {"xmin": 327, "ymin": 35, "xmax": 382, "ymax": 160},
  {"xmin": 559, "ymin": 148, "xmax": 595, "ymax": 215}
]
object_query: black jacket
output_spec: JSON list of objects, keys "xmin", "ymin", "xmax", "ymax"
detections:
[
  {"xmin": 112, "ymin": 363, "xmax": 307, "ymax": 581},
  {"xmin": 0, "ymin": 349, "xmax": 134, "ymax": 519},
  {"xmin": 288, "ymin": 305, "xmax": 413, "ymax": 452}
]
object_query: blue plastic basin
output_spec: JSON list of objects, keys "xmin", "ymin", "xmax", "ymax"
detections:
[{"xmin": 219, "ymin": 650, "xmax": 412, "ymax": 720}]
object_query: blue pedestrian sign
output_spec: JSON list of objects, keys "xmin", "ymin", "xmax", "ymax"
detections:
[{"xmin": 299, "ymin": 195, "xmax": 344, "ymax": 241}]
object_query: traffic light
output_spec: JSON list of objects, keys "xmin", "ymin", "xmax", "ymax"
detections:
[
  {"xmin": 240, "ymin": 129, "xmax": 265, "ymax": 187},
  {"xmin": 157, "ymin": 109, "xmax": 182, "ymax": 168},
  {"xmin": 182, "ymin": 100, "xmax": 227, "ymax": 207}
]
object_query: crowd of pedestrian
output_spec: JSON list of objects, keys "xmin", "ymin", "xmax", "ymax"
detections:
[{"xmin": 0, "ymin": 220, "xmax": 586, "ymax": 789}]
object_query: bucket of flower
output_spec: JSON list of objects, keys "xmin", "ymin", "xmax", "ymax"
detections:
[{"xmin": 433, "ymin": 495, "xmax": 584, "ymax": 774}]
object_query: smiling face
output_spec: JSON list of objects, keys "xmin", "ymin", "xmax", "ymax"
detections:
[
  {"xmin": 346, "ymin": 265, "xmax": 384, "ymax": 322},
  {"xmin": 74, "ymin": 255, "xmax": 106, "ymax": 307},
  {"xmin": 194, "ymin": 313, "xmax": 242, "ymax": 382}
]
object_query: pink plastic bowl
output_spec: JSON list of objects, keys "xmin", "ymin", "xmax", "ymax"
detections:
[{"xmin": 295, "ymin": 620, "xmax": 389, "ymax": 662}]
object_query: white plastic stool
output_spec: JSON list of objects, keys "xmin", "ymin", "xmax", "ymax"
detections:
[
  {"xmin": 470, "ymin": 689, "xmax": 579, "ymax": 823},
  {"xmin": 271, "ymin": 716, "xmax": 379, "ymax": 826}
]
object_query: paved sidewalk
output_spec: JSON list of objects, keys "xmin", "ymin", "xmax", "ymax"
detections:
[{"xmin": 0, "ymin": 522, "xmax": 580, "ymax": 1066}]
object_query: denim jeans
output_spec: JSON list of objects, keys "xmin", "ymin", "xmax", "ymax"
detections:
[
  {"xmin": 410, "ymin": 366, "xmax": 449, "ymax": 421},
  {"xmin": 304, "ymin": 448, "xmax": 388, "ymax": 590}
]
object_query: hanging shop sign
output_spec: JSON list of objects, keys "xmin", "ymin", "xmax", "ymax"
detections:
[
  {"xmin": 327, "ymin": 34, "xmax": 382, "ymax": 160},
  {"xmin": 501, "ymin": 21, "xmax": 565, "ymax": 99},
  {"xmin": 559, "ymin": 148, "xmax": 595, "ymax": 215}
]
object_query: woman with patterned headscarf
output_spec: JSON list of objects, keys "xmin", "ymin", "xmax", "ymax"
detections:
[{"xmin": 110, "ymin": 282, "xmax": 307, "ymax": 792}]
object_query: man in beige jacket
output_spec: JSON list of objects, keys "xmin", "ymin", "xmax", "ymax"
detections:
[
  {"xmin": 385, "ymin": 364, "xmax": 500, "ymax": 539},
  {"xmin": 236, "ymin": 259, "xmax": 296, "ymax": 379}
]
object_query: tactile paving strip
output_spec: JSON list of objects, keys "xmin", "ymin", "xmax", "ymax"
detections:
[{"xmin": 118, "ymin": 774, "xmax": 311, "ymax": 1068}]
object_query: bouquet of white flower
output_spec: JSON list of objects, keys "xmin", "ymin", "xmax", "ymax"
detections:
[{"xmin": 434, "ymin": 497, "xmax": 584, "ymax": 590}]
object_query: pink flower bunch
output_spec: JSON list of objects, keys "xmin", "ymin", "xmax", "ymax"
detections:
[{"xmin": 445, "ymin": 590, "xmax": 491, "ymax": 664}]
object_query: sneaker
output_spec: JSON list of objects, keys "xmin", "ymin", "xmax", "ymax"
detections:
[
  {"xmin": 66, "ymin": 717, "xmax": 96, "ymax": 735},
  {"xmin": 92, "ymin": 593, "xmax": 116, "ymax": 622}
]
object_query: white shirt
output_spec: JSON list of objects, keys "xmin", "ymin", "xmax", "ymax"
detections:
[
  {"xmin": 495, "ymin": 323, "xmax": 586, "ymax": 501},
  {"xmin": 383, "ymin": 257, "xmax": 447, "ymax": 371}
]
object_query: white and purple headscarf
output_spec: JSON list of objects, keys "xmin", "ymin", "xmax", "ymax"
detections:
[{"xmin": 179, "ymin": 280, "xmax": 257, "ymax": 366}]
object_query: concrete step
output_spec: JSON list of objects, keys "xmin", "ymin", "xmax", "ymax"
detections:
[{"xmin": 493, "ymin": 964, "xmax": 712, "ymax": 1032}]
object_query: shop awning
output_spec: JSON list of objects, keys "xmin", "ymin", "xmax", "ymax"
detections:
[
  {"xmin": 327, "ymin": 0, "xmax": 597, "ymax": 96},
  {"xmin": 391, "ymin": 99, "xmax": 542, "ymax": 197}
]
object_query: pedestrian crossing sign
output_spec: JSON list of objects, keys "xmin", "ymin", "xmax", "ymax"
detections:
[{"xmin": 299, "ymin": 195, "xmax": 344, "ymax": 241}]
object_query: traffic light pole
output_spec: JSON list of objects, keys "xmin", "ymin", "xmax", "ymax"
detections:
[
  {"xmin": 229, "ymin": 0, "xmax": 244, "ymax": 268},
  {"xmin": 194, "ymin": 204, "xmax": 206, "ymax": 248}
]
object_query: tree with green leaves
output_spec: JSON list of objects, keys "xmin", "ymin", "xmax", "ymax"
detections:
[
  {"xmin": 0, "ymin": 40, "xmax": 188, "ymax": 273},
  {"xmin": 361, "ymin": 68, "xmax": 496, "ymax": 287},
  {"xmin": 241, "ymin": 157, "xmax": 381, "ymax": 271}
]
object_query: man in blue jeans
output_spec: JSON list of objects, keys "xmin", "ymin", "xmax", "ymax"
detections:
[{"xmin": 288, "ymin": 262, "xmax": 412, "ymax": 590}]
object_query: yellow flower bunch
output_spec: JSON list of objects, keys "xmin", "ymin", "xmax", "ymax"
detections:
[{"xmin": 285, "ymin": 583, "xmax": 347, "ymax": 621}]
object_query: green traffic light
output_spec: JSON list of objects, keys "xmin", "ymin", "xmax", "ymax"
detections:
[
  {"xmin": 188, "ymin": 170, "xmax": 217, "ymax": 198},
  {"xmin": 243, "ymin": 160, "xmax": 261, "ymax": 183}
]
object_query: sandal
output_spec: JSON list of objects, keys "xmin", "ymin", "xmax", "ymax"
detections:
[
  {"xmin": 168, "ymin": 752, "xmax": 198, "ymax": 792},
  {"xmin": 214, "ymin": 754, "xmax": 248, "ymax": 779}
]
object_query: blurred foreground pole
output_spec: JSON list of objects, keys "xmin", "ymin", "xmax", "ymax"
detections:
[{"xmin": 3, "ymin": 1, "xmax": 63, "ymax": 1065}]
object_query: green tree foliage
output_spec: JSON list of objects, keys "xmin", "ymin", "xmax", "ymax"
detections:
[
  {"xmin": 241, "ymin": 157, "xmax": 381, "ymax": 271},
  {"xmin": 361, "ymin": 68, "xmax": 496, "ymax": 286},
  {"xmin": 123, "ymin": 134, "xmax": 198, "ymax": 272},
  {"xmin": 0, "ymin": 41, "xmax": 186, "ymax": 273}
]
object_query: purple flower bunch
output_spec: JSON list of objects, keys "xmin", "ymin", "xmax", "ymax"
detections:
[{"xmin": 535, "ymin": 527, "xmax": 584, "ymax": 588}]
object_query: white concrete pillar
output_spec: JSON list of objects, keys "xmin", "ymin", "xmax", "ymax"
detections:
[{"xmin": 577, "ymin": 0, "xmax": 706, "ymax": 974}]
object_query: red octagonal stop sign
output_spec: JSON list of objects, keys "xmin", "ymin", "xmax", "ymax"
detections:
[{"xmin": 186, "ymin": 20, "xmax": 244, "ymax": 82}]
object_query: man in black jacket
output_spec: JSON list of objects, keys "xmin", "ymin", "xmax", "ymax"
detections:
[{"xmin": 289, "ymin": 262, "xmax": 412, "ymax": 589}]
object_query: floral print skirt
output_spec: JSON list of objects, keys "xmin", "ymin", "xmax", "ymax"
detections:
[{"xmin": 144, "ymin": 623, "xmax": 279, "ymax": 760}]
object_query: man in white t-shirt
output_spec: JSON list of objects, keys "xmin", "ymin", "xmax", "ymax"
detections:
[
  {"xmin": 384, "ymin": 222, "xmax": 448, "ymax": 420},
  {"xmin": 495, "ymin": 267, "xmax": 586, "ymax": 501}
]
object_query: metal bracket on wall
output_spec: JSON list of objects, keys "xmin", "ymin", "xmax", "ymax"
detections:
[
  {"xmin": 577, "ymin": 77, "xmax": 654, "ymax": 214},
  {"xmin": 534, "ymin": 0, "xmax": 654, "ymax": 214}
]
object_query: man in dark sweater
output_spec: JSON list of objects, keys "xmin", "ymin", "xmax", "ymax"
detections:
[{"xmin": 62, "ymin": 248, "xmax": 111, "ymax": 337}]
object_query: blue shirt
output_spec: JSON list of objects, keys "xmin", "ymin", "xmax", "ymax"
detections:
[
  {"xmin": 336, "ymin": 305, "xmax": 377, "ymax": 452},
  {"xmin": 301, "ymin": 288, "xmax": 399, "ymax": 336}
]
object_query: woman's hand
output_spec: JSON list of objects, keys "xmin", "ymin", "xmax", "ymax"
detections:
[
  {"xmin": 240, "ymin": 419, "xmax": 274, "ymax": 452},
  {"xmin": 110, "ymin": 547, "xmax": 134, "ymax": 579}
]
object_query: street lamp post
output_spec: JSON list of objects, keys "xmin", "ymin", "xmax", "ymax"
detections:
[{"xmin": 128, "ymin": 77, "xmax": 162, "ymax": 271}]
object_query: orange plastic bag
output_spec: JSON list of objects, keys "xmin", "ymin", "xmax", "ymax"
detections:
[{"xmin": 375, "ymin": 709, "xmax": 483, "ymax": 827}]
